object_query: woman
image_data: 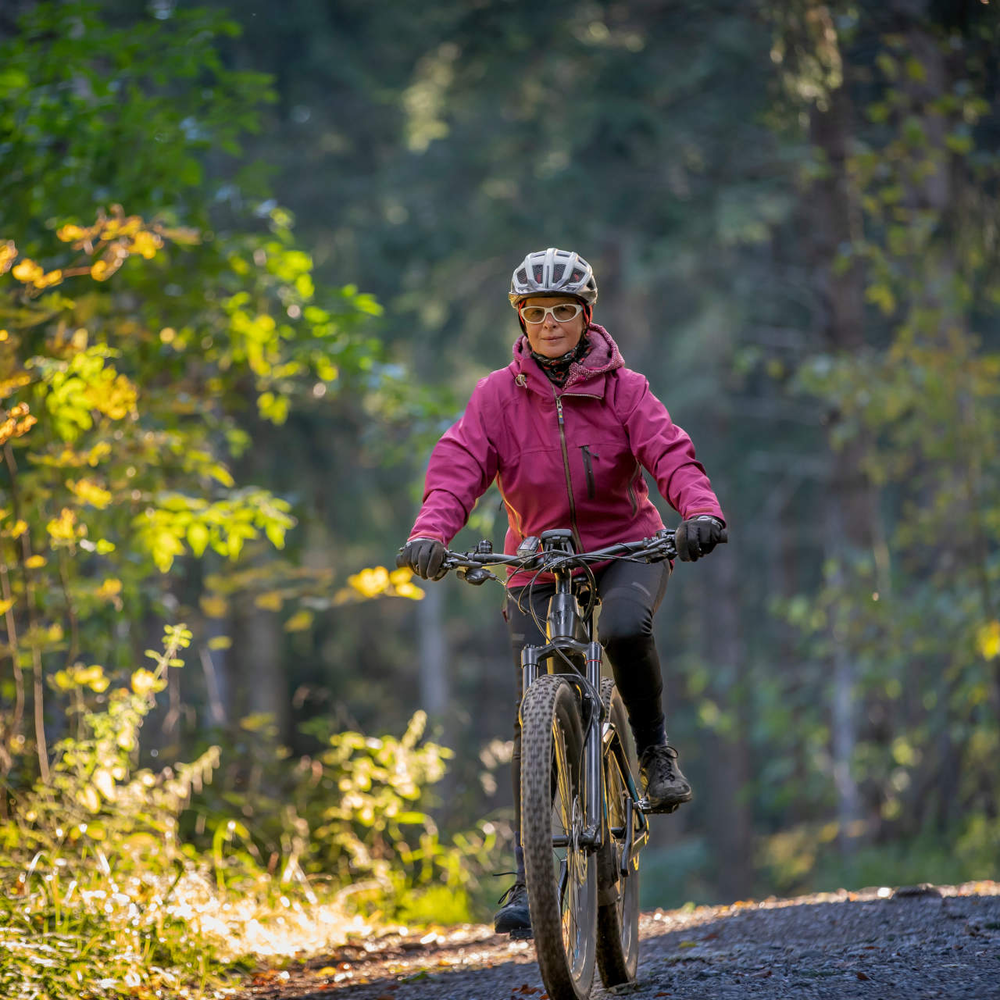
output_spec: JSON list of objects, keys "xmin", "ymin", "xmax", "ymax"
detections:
[{"xmin": 397, "ymin": 247, "xmax": 726, "ymax": 934}]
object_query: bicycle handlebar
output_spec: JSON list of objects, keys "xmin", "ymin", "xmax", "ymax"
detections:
[{"xmin": 437, "ymin": 526, "xmax": 727, "ymax": 585}]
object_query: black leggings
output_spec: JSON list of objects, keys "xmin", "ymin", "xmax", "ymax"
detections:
[{"xmin": 504, "ymin": 559, "xmax": 671, "ymax": 840}]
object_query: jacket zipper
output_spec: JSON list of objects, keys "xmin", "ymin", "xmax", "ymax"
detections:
[
  {"xmin": 581, "ymin": 445, "xmax": 597, "ymax": 500},
  {"xmin": 555, "ymin": 395, "xmax": 583, "ymax": 551}
]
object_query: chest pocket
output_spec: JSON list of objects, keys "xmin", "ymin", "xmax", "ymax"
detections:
[{"xmin": 581, "ymin": 445, "xmax": 598, "ymax": 499}]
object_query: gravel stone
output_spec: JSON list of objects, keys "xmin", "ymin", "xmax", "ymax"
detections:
[{"xmin": 236, "ymin": 881, "xmax": 1000, "ymax": 1000}]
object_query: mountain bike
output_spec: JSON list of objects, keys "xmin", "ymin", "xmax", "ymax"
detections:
[{"xmin": 436, "ymin": 526, "xmax": 690, "ymax": 1000}]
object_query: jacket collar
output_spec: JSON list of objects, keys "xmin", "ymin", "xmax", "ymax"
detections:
[{"xmin": 510, "ymin": 323, "xmax": 624, "ymax": 399}]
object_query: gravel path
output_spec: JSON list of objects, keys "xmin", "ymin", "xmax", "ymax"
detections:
[{"xmin": 238, "ymin": 881, "xmax": 1000, "ymax": 1000}]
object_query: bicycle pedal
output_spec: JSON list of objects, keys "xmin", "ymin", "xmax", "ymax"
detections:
[
  {"xmin": 508, "ymin": 927, "xmax": 534, "ymax": 940},
  {"xmin": 638, "ymin": 796, "xmax": 679, "ymax": 815}
]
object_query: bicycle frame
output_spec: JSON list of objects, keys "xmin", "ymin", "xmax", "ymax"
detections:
[
  {"xmin": 429, "ymin": 528, "xmax": 687, "ymax": 866},
  {"xmin": 518, "ymin": 554, "xmax": 649, "ymax": 862}
]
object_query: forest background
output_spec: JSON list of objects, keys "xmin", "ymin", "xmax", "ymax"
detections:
[{"xmin": 0, "ymin": 0, "xmax": 998, "ymax": 995}]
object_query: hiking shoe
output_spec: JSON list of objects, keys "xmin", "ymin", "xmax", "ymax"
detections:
[
  {"xmin": 639, "ymin": 744, "xmax": 693, "ymax": 813},
  {"xmin": 493, "ymin": 880, "xmax": 531, "ymax": 934}
]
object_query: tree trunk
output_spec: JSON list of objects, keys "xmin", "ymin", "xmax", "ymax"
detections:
[
  {"xmin": 704, "ymin": 519, "xmax": 754, "ymax": 900},
  {"xmin": 808, "ymin": 81, "xmax": 870, "ymax": 849},
  {"xmin": 417, "ymin": 582, "xmax": 449, "ymax": 717}
]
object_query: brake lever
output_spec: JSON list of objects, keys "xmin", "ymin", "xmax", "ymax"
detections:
[{"xmin": 457, "ymin": 565, "xmax": 495, "ymax": 586}]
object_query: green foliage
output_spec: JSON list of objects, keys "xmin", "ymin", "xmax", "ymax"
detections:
[
  {"xmin": 292, "ymin": 709, "xmax": 496, "ymax": 921},
  {"xmin": 0, "ymin": 623, "xmax": 487, "ymax": 998},
  {"xmin": 769, "ymin": 6, "xmax": 1000, "ymax": 874},
  {"xmin": 0, "ymin": 1, "xmax": 275, "ymax": 249},
  {"xmin": 0, "ymin": 626, "xmax": 246, "ymax": 1000}
]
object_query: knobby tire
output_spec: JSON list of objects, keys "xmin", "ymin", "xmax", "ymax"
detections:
[
  {"xmin": 520, "ymin": 674, "xmax": 597, "ymax": 1000},
  {"xmin": 595, "ymin": 678, "xmax": 641, "ymax": 986}
]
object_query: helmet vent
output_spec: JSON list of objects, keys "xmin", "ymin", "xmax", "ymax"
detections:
[{"xmin": 509, "ymin": 247, "xmax": 598, "ymax": 308}]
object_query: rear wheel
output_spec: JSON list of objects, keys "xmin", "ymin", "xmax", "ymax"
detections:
[
  {"xmin": 520, "ymin": 674, "xmax": 597, "ymax": 1000},
  {"xmin": 595, "ymin": 679, "xmax": 641, "ymax": 986}
]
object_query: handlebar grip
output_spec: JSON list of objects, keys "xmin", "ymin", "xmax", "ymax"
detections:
[{"xmin": 720, "ymin": 528, "xmax": 728, "ymax": 544}]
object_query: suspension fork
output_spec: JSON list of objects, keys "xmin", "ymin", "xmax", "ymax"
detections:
[
  {"xmin": 519, "ymin": 568, "xmax": 605, "ymax": 850},
  {"xmin": 582, "ymin": 640, "xmax": 604, "ymax": 848}
]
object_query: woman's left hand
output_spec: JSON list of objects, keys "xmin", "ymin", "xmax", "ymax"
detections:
[{"xmin": 674, "ymin": 516, "xmax": 726, "ymax": 562}]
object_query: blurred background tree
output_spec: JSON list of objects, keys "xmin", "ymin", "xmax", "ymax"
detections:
[{"xmin": 1, "ymin": 0, "xmax": 998, "ymax": 932}]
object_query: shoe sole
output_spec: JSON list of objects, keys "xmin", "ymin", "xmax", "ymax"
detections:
[{"xmin": 640, "ymin": 792, "xmax": 692, "ymax": 814}]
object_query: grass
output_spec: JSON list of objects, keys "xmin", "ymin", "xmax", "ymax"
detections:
[{"xmin": 0, "ymin": 860, "xmax": 369, "ymax": 999}]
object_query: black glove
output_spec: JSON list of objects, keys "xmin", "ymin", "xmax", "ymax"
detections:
[
  {"xmin": 396, "ymin": 537, "xmax": 448, "ymax": 580},
  {"xmin": 674, "ymin": 516, "xmax": 725, "ymax": 562}
]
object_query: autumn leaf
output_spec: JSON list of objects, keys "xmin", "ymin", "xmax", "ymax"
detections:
[{"xmin": 976, "ymin": 621, "xmax": 1000, "ymax": 661}]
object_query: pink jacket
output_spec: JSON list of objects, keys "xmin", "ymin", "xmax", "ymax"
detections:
[{"xmin": 410, "ymin": 324, "xmax": 724, "ymax": 585}]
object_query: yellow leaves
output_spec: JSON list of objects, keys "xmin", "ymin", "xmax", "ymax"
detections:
[
  {"xmin": 89, "ymin": 259, "xmax": 114, "ymax": 281},
  {"xmin": 24, "ymin": 554, "xmax": 46, "ymax": 569},
  {"xmin": 38, "ymin": 346, "xmax": 139, "ymax": 441},
  {"xmin": 865, "ymin": 282, "xmax": 897, "ymax": 316},
  {"xmin": 11, "ymin": 258, "xmax": 43, "ymax": 284},
  {"xmin": 94, "ymin": 578, "xmax": 123, "ymax": 603},
  {"xmin": 35, "ymin": 269, "xmax": 63, "ymax": 289},
  {"xmin": 0, "ymin": 240, "xmax": 17, "ymax": 274},
  {"xmin": 56, "ymin": 224, "xmax": 87, "ymax": 243},
  {"xmin": 67, "ymin": 477, "xmax": 113, "ymax": 509},
  {"xmin": 284, "ymin": 609, "xmax": 313, "ymax": 632},
  {"xmin": 0, "ymin": 598, "xmax": 13, "ymax": 616},
  {"xmin": 91, "ymin": 767, "xmax": 117, "ymax": 802},
  {"xmin": 10, "ymin": 257, "xmax": 62, "ymax": 289},
  {"xmin": 129, "ymin": 230, "xmax": 162, "ymax": 259},
  {"xmin": 187, "ymin": 521, "xmax": 210, "ymax": 557},
  {"xmin": 98, "ymin": 212, "xmax": 144, "ymax": 241},
  {"xmin": 131, "ymin": 668, "xmax": 164, "ymax": 697},
  {"xmin": 0, "ymin": 401, "xmax": 37, "ymax": 445},
  {"xmin": 0, "ymin": 373, "xmax": 32, "ymax": 400},
  {"xmin": 150, "ymin": 529, "xmax": 185, "ymax": 574},
  {"xmin": 348, "ymin": 566, "xmax": 390, "ymax": 598},
  {"xmin": 257, "ymin": 390, "xmax": 289, "ymax": 425},
  {"xmin": 78, "ymin": 785, "xmax": 101, "ymax": 814},
  {"xmin": 46, "ymin": 506, "xmax": 80, "ymax": 544},
  {"xmin": 335, "ymin": 566, "xmax": 425, "ymax": 604},
  {"xmin": 200, "ymin": 594, "xmax": 230, "ymax": 618},
  {"xmin": 52, "ymin": 663, "xmax": 110, "ymax": 693},
  {"xmin": 977, "ymin": 620, "xmax": 1000, "ymax": 661},
  {"xmin": 254, "ymin": 590, "xmax": 284, "ymax": 611},
  {"xmin": 33, "ymin": 441, "xmax": 112, "ymax": 469},
  {"xmin": 208, "ymin": 635, "xmax": 232, "ymax": 650}
]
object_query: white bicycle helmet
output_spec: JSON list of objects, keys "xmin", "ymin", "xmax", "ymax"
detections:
[{"xmin": 508, "ymin": 247, "xmax": 598, "ymax": 307}]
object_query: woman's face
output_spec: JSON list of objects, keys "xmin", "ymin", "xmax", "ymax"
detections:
[{"xmin": 521, "ymin": 296, "xmax": 587, "ymax": 358}]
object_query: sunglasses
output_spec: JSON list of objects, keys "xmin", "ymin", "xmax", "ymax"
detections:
[{"xmin": 519, "ymin": 301, "xmax": 586, "ymax": 324}]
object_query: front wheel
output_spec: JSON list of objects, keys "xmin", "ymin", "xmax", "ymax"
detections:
[
  {"xmin": 520, "ymin": 674, "xmax": 597, "ymax": 1000},
  {"xmin": 595, "ymin": 678, "xmax": 641, "ymax": 986}
]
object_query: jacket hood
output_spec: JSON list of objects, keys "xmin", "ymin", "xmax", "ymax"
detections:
[{"xmin": 512, "ymin": 323, "xmax": 625, "ymax": 392}]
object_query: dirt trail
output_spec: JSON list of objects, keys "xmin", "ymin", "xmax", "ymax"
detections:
[{"xmin": 238, "ymin": 881, "xmax": 1000, "ymax": 1000}]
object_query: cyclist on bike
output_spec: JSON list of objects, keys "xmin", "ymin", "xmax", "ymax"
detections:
[{"xmin": 397, "ymin": 247, "xmax": 726, "ymax": 935}]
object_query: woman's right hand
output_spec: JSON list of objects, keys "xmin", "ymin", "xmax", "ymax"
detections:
[{"xmin": 396, "ymin": 537, "xmax": 448, "ymax": 579}]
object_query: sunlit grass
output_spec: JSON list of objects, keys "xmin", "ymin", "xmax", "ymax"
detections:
[{"xmin": 0, "ymin": 861, "xmax": 371, "ymax": 999}]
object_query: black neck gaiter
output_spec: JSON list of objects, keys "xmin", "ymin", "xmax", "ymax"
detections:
[{"xmin": 531, "ymin": 335, "xmax": 591, "ymax": 388}]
